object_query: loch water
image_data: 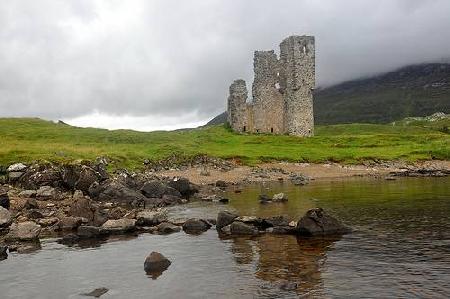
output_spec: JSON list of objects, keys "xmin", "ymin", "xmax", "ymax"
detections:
[{"xmin": 0, "ymin": 177, "xmax": 449, "ymax": 298}]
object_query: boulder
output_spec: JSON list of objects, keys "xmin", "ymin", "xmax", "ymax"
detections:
[
  {"xmin": 0, "ymin": 206, "xmax": 12, "ymax": 227},
  {"xmin": 182, "ymin": 218, "xmax": 211, "ymax": 234},
  {"xmin": 136, "ymin": 210, "xmax": 167, "ymax": 226},
  {"xmin": 19, "ymin": 166, "xmax": 62, "ymax": 189},
  {"xmin": 36, "ymin": 186, "xmax": 57, "ymax": 200},
  {"xmin": 59, "ymin": 216, "xmax": 83, "ymax": 230},
  {"xmin": 74, "ymin": 166, "xmax": 100, "ymax": 194},
  {"xmin": 95, "ymin": 181, "xmax": 147, "ymax": 205},
  {"xmin": 0, "ymin": 245, "xmax": 7, "ymax": 260},
  {"xmin": 216, "ymin": 211, "xmax": 238, "ymax": 230},
  {"xmin": 18, "ymin": 190, "xmax": 37, "ymax": 198},
  {"xmin": 230, "ymin": 221, "xmax": 259, "ymax": 235},
  {"xmin": 7, "ymin": 163, "xmax": 27, "ymax": 172},
  {"xmin": 8, "ymin": 221, "xmax": 41, "ymax": 241},
  {"xmin": 77, "ymin": 226, "xmax": 102, "ymax": 238},
  {"xmin": 272, "ymin": 193, "xmax": 288, "ymax": 202},
  {"xmin": 167, "ymin": 177, "xmax": 193, "ymax": 196},
  {"xmin": 157, "ymin": 222, "xmax": 181, "ymax": 234},
  {"xmin": 101, "ymin": 218, "xmax": 136, "ymax": 233},
  {"xmin": 290, "ymin": 174, "xmax": 309, "ymax": 186},
  {"xmin": 263, "ymin": 216, "xmax": 290, "ymax": 227},
  {"xmin": 296, "ymin": 208, "xmax": 351, "ymax": 236},
  {"xmin": 0, "ymin": 188, "xmax": 9, "ymax": 209},
  {"xmin": 144, "ymin": 251, "xmax": 171, "ymax": 275},
  {"xmin": 68, "ymin": 192, "xmax": 96, "ymax": 222},
  {"xmin": 141, "ymin": 181, "xmax": 181, "ymax": 198}
]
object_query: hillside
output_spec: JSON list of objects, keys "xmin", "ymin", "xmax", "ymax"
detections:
[
  {"xmin": 207, "ymin": 63, "xmax": 450, "ymax": 126},
  {"xmin": 0, "ymin": 117, "xmax": 448, "ymax": 170}
]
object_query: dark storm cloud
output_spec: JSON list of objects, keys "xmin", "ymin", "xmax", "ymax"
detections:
[{"xmin": 1, "ymin": 0, "xmax": 449, "ymax": 120}]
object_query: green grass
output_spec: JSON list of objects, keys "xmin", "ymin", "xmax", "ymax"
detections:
[{"xmin": 0, "ymin": 118, "xmax": 448, "ymax": 170}]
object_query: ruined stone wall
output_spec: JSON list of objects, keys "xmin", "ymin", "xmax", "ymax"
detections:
[
  {"xmin": 227, "ymin": 79, "xmax": 248, "ymax": 132},
  {"xmin": 227, "ymin": 35, "xmax": 315, "ymax": 136},
  {"xmin": 251, "ymin": 51, "xmax": 284, "ymax": 134},
  {"xmin": 279, "ymin": 36, "xmax": 315, "ymax": 136}
]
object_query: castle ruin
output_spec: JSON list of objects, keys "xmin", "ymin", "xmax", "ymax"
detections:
[{"xmin": 227, "ymin": 35, "xmax": 315, "ymax": 136}]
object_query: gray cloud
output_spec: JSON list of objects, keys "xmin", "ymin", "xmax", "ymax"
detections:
[{"xmin": 1, "ymin": 0, "xmax": 450, "ymax": 121}]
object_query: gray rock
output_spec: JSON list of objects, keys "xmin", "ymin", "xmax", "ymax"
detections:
[
  {"xmin": 136, "ymin": 210, "xmax": 167, "ymax": 226},
  {"xmin": 182, "ymin": 218, "xmax": 211, "ymax": 234},
  {"xmin": 258, "ymin": 194, "xmax": 272, "ymax": 203},
  {"xmin": 272, "ymin": 193, "xmax": 288, "ymax": 202},
  {"xmin": 36, "ymin": 186, "xmax": 57, "ymax": 200},
  {"xmin": 144, "ymin": 251, "xmax": 171, "ymax": 275},
  {"xmin": 96, "ymin": 181, "xmax": 147, "ymax": 205},
  {"xmin": 101, "ymin": 218, "xmax": 136, "ymax": 233},
  {"xmin": 18, "ymin": 190, "xmax": 37, "ymax": 198},
  {"xmin": 0, "ymin": 206, "xmax": 12, "ymax": 227},
  {"xmin": 296, "ymin": 208, "xmax": 351, "ymax": 236},
  {"xmin": 230, "ymin": 221, "xmax": 259, "ymax": 235},
  {"xmin": 157, "ymin": 222, "xmax": 181, "ymax": 234},
  {"xmin": 8, "ymin": 221, "xmax": 41, "ymax": 241},
  {"xmin": 7, "ymin": 163, "xmax": 27, "ymax": 172},
  {"xmin": 81, "ymin": 287, "xmax": 109, "ymax": 298},
  {"xmin": 216, "ymin": 211, "xmax": 238, "ymax": 230}
]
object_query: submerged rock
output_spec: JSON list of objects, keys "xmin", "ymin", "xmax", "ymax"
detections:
[
  {"xmin": 144, "ymin": 251, "xmax": 171, "ymax": 278},
  {"xmin": 296, "ymin": 208, "xmax": 351, "ymax": 236},
  {"xmin": 272, "ymin": 193, "xmax": 288, "ymax": 202},
  {"xmin": 182, "ymin": 218, "xmax": 211, "ymax": 234},
  {"xmin": 230, "ymin": 221, "xmax": 258, "ymax": 235},
  {"xmin": 77, "ymin": 226, "xmax": 102, "ymax": 238},
  {"xmin": 82, "ymin": 287, "xmax": 109, "ymax": 298}
]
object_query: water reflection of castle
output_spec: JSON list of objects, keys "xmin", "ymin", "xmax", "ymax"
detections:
[{"xmin": 223, "ymin": 234, "xmax": 341, "ymax": 295}]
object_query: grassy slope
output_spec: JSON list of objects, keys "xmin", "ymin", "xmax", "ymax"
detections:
[{"xmin": 0, "ymin": 118, "xmax": 448, "ymax": 170}]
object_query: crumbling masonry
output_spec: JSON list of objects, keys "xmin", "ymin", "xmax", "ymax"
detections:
[{"xmin": 227, "ymin": 35, "xmax": 315, "ymax": 136}]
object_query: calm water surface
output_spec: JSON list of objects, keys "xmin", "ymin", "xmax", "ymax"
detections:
[{"xmin": 0, "ymin": 177, "xmax": 449, "ymax": 298}]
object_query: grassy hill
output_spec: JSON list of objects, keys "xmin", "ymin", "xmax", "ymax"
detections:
[
  {"xmin": 207, "ymin": 63, "xmax": 450, "ymax": 126},
  {"xmin": 0, "ymin": 117, "xmax": 448, "ymax": 170}
]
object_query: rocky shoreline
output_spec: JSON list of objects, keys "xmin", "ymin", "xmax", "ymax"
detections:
[{"xmin": 0, "ymin": 158, "xmax": 448, "ymax": 259}]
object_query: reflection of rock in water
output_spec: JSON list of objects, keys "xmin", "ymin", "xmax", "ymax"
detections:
[{"xmin": 225, "ymin": 234, "xmax": 341, "ymax": 294}]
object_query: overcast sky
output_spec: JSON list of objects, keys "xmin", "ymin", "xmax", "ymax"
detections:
[{"xmin": 1, "ymin": 0, "xmax": 449, "ymax": 131}]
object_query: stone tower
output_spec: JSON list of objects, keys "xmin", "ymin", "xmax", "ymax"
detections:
[
  {"xmin": 279, "ymin": 36, "xmax": 315, "ymax": 136},
  {"xmin": 227, "ymin": 35, "xmax": 315, "ymax": 137}
]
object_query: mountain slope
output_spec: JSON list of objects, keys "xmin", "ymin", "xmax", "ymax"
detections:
[
  {"xmin": 208, "ymin": 63, "xmax": 450, "ymax": 125},
  {"xmin": 315, "ymin": 63, "xmax": 450, "ymax": 124}
]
